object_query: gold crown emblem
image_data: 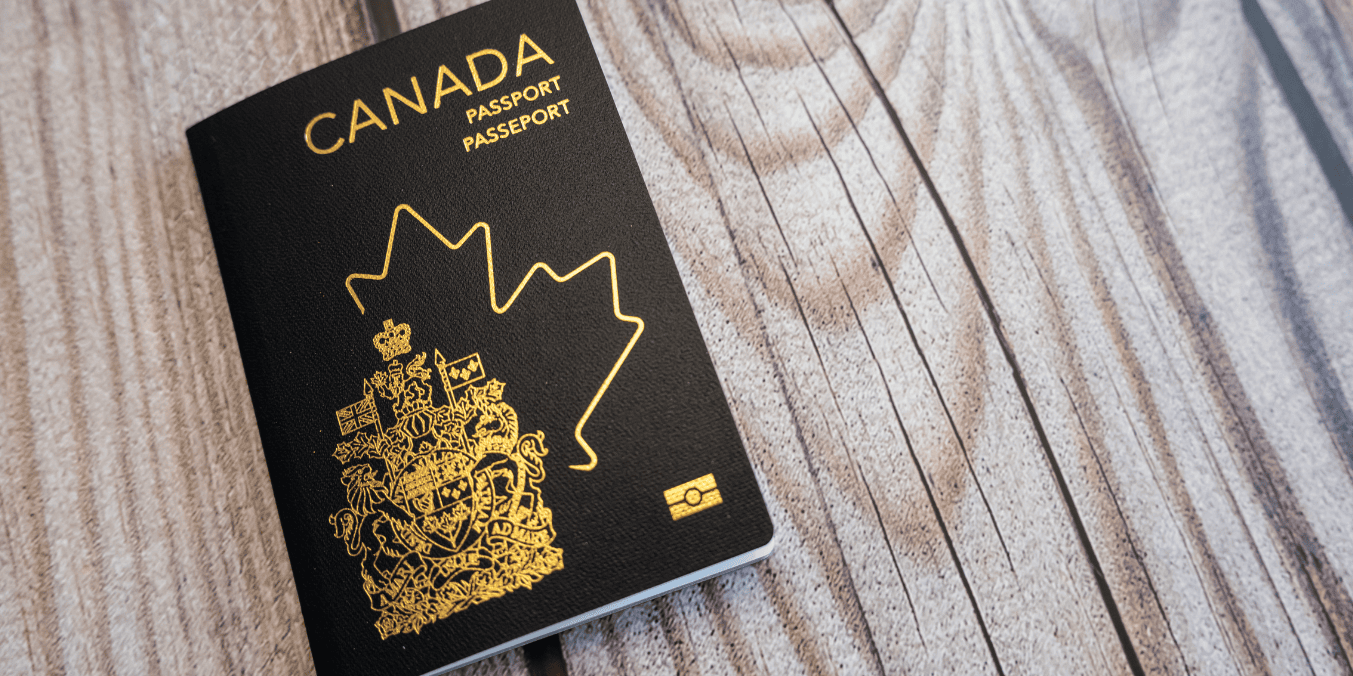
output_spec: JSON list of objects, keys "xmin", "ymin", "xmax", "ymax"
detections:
[{"xmin": 372, "ymin": 319, "xmax": 411, "ymax": 360}]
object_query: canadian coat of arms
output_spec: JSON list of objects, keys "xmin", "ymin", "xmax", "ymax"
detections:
[{"xmin": 329, "ymin": 319, "xmax": 564, "ymax": 639}]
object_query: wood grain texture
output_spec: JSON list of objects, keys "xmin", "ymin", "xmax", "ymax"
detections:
[
  {"xmin": 1257, "ymin": 0, "xmax": 1353, "ymax": 168},
  {"xmin": 841, "ymin": 0, "xmax": 1353, "ymax": 671},
  {"xmin": 2, "ymin": 0, "xmax": 1351, "ymax": 674}
]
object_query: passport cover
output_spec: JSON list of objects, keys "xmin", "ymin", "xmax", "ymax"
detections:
[{"xmin": 185, "ymin": 0, "xmax": 774, "ymax": 673}]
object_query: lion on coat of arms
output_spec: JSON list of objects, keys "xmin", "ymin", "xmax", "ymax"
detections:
[{"xmin": 329, "ymin": 319, "xmax": 563, "ymax": 639}]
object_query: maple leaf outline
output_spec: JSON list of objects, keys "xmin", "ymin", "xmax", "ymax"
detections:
[{"xmin": 343, "ymin": 204, "xmax": 645, "ymax": 471}]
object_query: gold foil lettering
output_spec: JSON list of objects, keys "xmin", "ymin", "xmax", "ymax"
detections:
[
  {"xmin": 515, "ymin": 33, "xmax": 554, "ymax": 76},
  {"xmin": 304, "ymin": 39, "xmax": 563, "ymax": 154},
  {"xmin": 349, "ymin": 98, "xmax": 388, "ymax": 143},
  {"xmin": 383, "ymin": 76, "xmax": 427, "ymax": 125},
  {"xmin": 466, "ymin": 49, "xmax": 508, "ymax": 92},
  {"xmin": 434, "ymin": 64, "xmax": 473, "ymax": 108},
  {"xmin": 305, "ymin": 112, "xmax": 344, "ymax": 154}
]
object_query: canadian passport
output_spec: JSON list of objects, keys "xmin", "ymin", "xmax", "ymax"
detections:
[{"xmin": 185, "ymin": 0, "xmax": 774, "ymax": 673}]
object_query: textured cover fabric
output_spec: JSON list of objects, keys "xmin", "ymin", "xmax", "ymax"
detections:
[{"xmin": 185, "ymin": 0, "xmax": 774, "ymax": 673}]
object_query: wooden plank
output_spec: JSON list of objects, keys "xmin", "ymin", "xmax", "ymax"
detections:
[
  {"xmin": 1247, "ymin": 0, "xmax": 1353, "ymax": 236},
  {"xmin": 840, "ymin": 0, "xmax": 1353, "ymax": 673},
  {"xmin": 1254, "ymin": 0, "xmax": 1353, "ymax": 168}
]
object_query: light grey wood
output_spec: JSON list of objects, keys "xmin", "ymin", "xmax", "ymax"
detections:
[
  {"xmin": 2, "ymin": 0, "xmax": 1351, "ymax": 674},
  {"xmin": 841, "ymin": 0, "xmax": 1353, "ymax": 672},
  {"xmin": 1257, "ymin": 0, "xmax": 1353, "ymax": 168}
]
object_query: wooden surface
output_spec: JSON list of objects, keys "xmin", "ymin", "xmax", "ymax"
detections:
[{"xmin": 2, "ymin": 0, "xmax": 1351, "ymax": 673}]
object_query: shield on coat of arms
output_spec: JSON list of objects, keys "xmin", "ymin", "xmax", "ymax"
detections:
[{"xmin": 328, "ymin": 321, "xmax": 563, "ymax": 639}]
